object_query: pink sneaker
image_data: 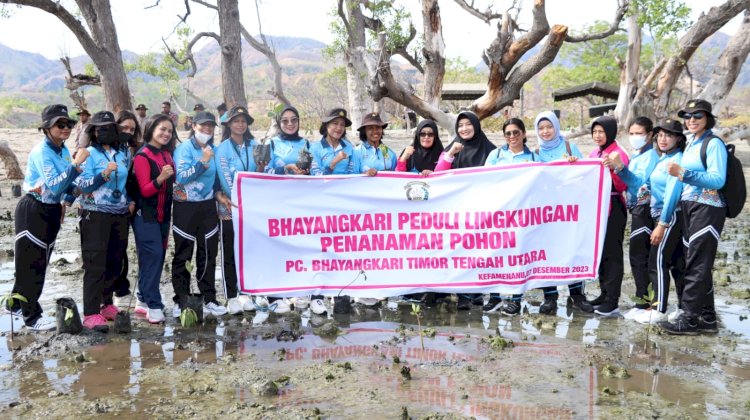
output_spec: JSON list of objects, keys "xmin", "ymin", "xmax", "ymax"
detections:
[
  {"xmin": 100, "ymin": 304, "xmax": 119, "ymax": 321},
  {"xmin": 83, "ymin": 314, "xmax": 109, "ymax": 333},
  {"xmin": 134, "ymin": 300, "xmax": 148, "ymax": 315}
]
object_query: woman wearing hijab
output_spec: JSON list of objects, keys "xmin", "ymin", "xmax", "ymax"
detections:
[
  {"xmin": 74, "ymin": 111, "xmax": 134, "ymax": 332},
  {"xmin": 435, "ymin": 111, "xmax": 496, "ymax": 310},
  {"xmin": 482, "ymin": 118, "xmax": 537, "ymax": 315},
  {"xmin": 353, "ymin": 112, "xmax": 397, "ymax": 176},
  {"xmin": 663, "ymin": 100, "xmax": 728, "ymax": 335},
  {"xmin": 435, "ymin": 111, "xmax": 496, "ymax": 172},
  {"xmin": 214, "ymin": 106, "xmax": 270, "ymax": 315},
  {"xmin": 267, "ymin": 105, "xmax": 312, "ymax": 175},
  {"xmin": 171, "ymin": 111, "xmax": 228, "ymax": 319},
  {"xmin": 608, "ymin": 119, "xmax": 686, "ymax": 324},
  {"xmin": 533, "ymin": 111, "xmax": 590, "ymax": 315},
  {"xmin": 396, "ymin": 119, "xmax": 444, "ymax": 175},
  {"xmin": 130, "ymin": 114, "xmax": 176, "ymax": 323},
  {"xmin": 586, "ymin": 116, "xmax": 629, "ymax": 317},
  {"xmin": 7, "ymin": 104, "xmax": 88, "ymax": 331}
]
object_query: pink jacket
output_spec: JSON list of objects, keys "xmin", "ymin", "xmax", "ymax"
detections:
[{"xmin": 590, "ymin": 141, "xmax": 629, "ymax": 207}]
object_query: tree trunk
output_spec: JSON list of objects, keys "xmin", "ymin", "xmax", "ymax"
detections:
[
  {"xmin": 421, "ymin": 0, "xmax": 446, "ymax": 107},
  {"xmin": 653, "ymin": 0, "xmax": 749, "ymax": 119},
  {"xmin": 0, "ymin": 141, "xmax": 24, "ymax": 180},
  {"xmin": 614, "ymin": 14, "xmax": 642, "ymax": 131},
  {"xmin": 698, "ymin": 10, "xmax": 750, "ymax": 113},
  {"xmin": 218, "ymin": 0, "xmax": 247, "ymax": 108},
  {"xmin": 342, "ymin": 1, "xmax": 375, "ymax": 128}
]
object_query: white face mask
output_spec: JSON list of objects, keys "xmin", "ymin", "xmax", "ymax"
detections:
[
  {"xmin": 194, "ymin": 131, "xmax": 213, "ymax": 144},
  {"xmin": 629, "ymin": 134, "xmax": 647, "ymax": 150}
]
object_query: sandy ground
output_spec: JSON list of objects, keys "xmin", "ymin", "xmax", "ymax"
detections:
[{"xmin": 0, "ymin": 127, "xmax": 748, "ymax": 419}]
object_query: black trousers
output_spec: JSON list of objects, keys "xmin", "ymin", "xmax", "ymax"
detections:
[
  {"xmin": 598, "ymin": 200, "xmax": 627, "ymax": 305},
  {"xmin": 629, "ymin": 205, "xmax": 652, "ymax": 306},
  {"xmin": 12, "ymin": 195, "xmax": 61, "ymax": 326},
  {"xmin": 80, "ymin": 210, "xmax": 129, "ymax": 316},
  {"xmin": 680, "ymin": 201, "xmax": 725, "ymax": 321},
  {"xmin": 171, "ymin": 200, "xmax": 220, "ymax": 306},
  {"xmin": 219, "ymin": 219, "xmax": 238, "ymax": 299},
  {"xmin": 649, "ymin": 211, "xmax": 685, "ymax": 313},
  {"xmin": 113, "ymin": 232, "xmax": 133, "ymax": 299}
]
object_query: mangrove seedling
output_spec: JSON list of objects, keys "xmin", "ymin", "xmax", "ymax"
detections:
[
  {"xmin": 631, "ymin": 283, "xmax": 660, "ymax": 354},
  {"xmin": 0, "ymin": 292, "xmax": 27, "ymax": 347},
  {"xmin": 180, "ymin": 307, "xmax": 199, "ymax": 328},
  {"xmin": 410, "ymin": 303, "xmax": 425, "ymax": 351}
]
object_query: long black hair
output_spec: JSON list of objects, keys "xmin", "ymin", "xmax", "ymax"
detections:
[
  {"xmin": 143, "ymin": 114, "xmax": 179, "ymax": 153},
  {"xmin": 116, "ymin": 110, "xmax": 142, "ymax": 148},
  {"xmin": 502, "ymin": 118, "xmax": 527, "ymax": 144}
]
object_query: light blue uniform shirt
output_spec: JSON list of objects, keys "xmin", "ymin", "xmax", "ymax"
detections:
[
  {"xmin": 680, "ymin": 130, "xmax": 727, "ymax": 207},
  {"xmin": 310, "ymin": 137, "xmax": 355, "ymax": 175},
  {"xmin": 173, "ymin": 137, "xmax": 218, "ymax": 202},
  {"xmin": 352, "ymin": 141, "xmax": 397, "ymax": 172},
  {"xmin": 74, "ymin": 145, "xmax": 131, "ymax": 214},
  {"xmin": 484, "ymin": 145, "xmax": 538, "ymax": 166},
  {"xmin": 23, "ymin": 138, "xmax": 80, "ymax": 204},
  {"xmin": 215, "ymin": 137, "xmax": 259, "ymax": 220},
  {"xmin": 536, "ymin": 140, "xmax": 583, "ymax": 162},
  {"xmin": 267, "ymin": 136, "xmax": 310, "ymax": 174}
]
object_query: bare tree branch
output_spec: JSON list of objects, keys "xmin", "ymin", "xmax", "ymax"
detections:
[
  {"xmin": 162, "ymin": 31, "xmax": 219, "ymax": 78},
  {"xmin": 337, "ymin": 0, "xmax": 354, "ymax": 47},
  {"xmin": 453, "ymin": 0, "xmax": 502, "ymax": 24},
  {"xmin": 565, "ymin": 0, "xmax": 629, "ymax": 42}
]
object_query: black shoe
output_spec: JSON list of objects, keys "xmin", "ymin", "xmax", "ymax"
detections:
[
  {"xmin": 568, "ymin": 296, "xmax": 594, "ymax": 313},
  {"xmin": 501, "ymin": 300, "xmax": 521, "ymax": 316},
  {"xmin": 539, "ymin": 297, "xmax": 558, "ymax": 315},
  {"xmin": 333, "ymin": 296, "xmax": 351, "ymax": 314},
  {"xmin": 696, "ymin": 315, "xmax": 718, "ymax": 333},
  {"xmin": 593, "ymin": 301, "xmax": 620, "ymax": 317},
  {"xmin": 421, "ymin": 293, "xmax": 436, "ymax": 306},
  {"xmin": 587, "ymin": 294, "xmax": 605, "ymax": 307},
  {"xmin": 659, "ymin": 314, "xmax": 699, "ymax": 335},
  {"xmin": 482, "ymin": 296, "xmax": 503, "ymax": 312},
  {"xmin": 457, "ymin": 297, "xmax": 472, "ymax": 311}
]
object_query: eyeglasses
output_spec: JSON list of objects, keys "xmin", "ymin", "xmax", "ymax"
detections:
[
  {"xmin": 55, "ymin": 121, "xmax": 75, "ymax": 129},
  {"xmin": 504, "ymin": 130, "xmax": 522, "ymax": 138},
  {"xmin": 682, "ymin": 112, "xmax": 705, "ymax": 120},
  {"xmin": 419, "ymin": 132, "xmax": 435, "ymax": 138},
  {"xmin": 280, "ymin": 118, "xmax": 299, "ymax": 125}
]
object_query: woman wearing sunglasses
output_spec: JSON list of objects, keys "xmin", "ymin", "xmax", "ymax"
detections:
[
  {"xmin": 74, "ymin": 111, "xmax": 134, "ymax": 332},
  {"xmin": 267, "ymin": 105, "xmax": 312, "ymax": 175},
  {"xmin": 8, "ymin": 104, "xmax": 88, "ymax": 331},
  {"xmin": 396, "ymin": 119, "xmax": 444, "ymax": 176},
  {"xmin": 662, "ymin": 100, "xmax": 728, "ymax": 335},
  {"xmin": 482, "ymin": 118, "xmax": 537, "ymax": 315}
]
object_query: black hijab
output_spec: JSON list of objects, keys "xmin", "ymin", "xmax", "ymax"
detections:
[
  {"xmin": 446, "ymin": 111, "xmax": 496, "ymax": 169},
  {"xmin": 401, "ymin": 119, "xmax": 444, "ymax": 172},
  {"xmin": 592, "ymin": 115, "xmax": 618, "ymax": 152},
  {"xmin": 276, "ymin": 105, "xmax": 303, "ymax": 141}
]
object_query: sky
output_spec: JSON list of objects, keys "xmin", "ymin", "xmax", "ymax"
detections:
[{"xmin": 0, "ymin": 0, "xmax": 743, "ymax": 63}]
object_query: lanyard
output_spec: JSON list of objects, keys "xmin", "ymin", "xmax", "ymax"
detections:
[{"xmin": 231, "ymin": 140, "xmax": 249, "ymax": 171}]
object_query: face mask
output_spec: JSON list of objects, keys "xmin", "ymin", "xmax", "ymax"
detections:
[
  {"xmin": 629, "ymin": 134, "xmax": 647, "ymax": 150},
  {"xmin": 96, "ymin": 126, "xmax": 118, "ymax": 145},
  {"xmin": 194, "ymin": 131, "xmax": 213, "ymax": 144},
  {"xmin": 119, "ymin": 132, "xmax": 136, "ymax": 147}
]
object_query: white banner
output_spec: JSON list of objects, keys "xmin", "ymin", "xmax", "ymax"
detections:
[{"xmin": 232, "ymin": 160, "xmax": 611, "ymax": 297}]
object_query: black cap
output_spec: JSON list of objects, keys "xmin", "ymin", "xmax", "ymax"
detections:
[
  {"xmin": 76, "ymin": 109, "xmax": 91, "ymax": 116},
  {"xmin": 40, "ymin": 104, "xmax": 76, "ymax": 129},
  {"xmin": 321, "ymin": 108, "xmax": 352, "ymax": 127},
  {"xmin": 88, "ymin": 111, "xmax": 117, "ymax": 127},
  {"xmin": 222, "ymin": 106, "xmax": 254, "ymax": 125},
  {"xmin": 357, "ymin": 112, "xmax": 388, "ymax": 131},
  {"xmin": 194, "ymin": 111, "xmax": 217, "ymax": 125},
  {"xmin": 193, "ymin": 103, "xmax": 205, "ymax": 111},
  {"xmin": 135, "ymin": 104, "xmax": 148, "ymax": 111},
  {"xmin": 678, "ymin": 99, "xmax": 713, "ymax": 118},
  {"xmin": 654, "ymin": 118, "xmax": 685, "ymax": 136}
]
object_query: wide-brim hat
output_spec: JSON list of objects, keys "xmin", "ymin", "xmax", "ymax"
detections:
[
  {"xmin": 677, "ymin": 99, "xmax": 713, "ymax": 118},
  {"xmin": 89, "ymin": 111, "xmax": 117, "ymax": 127},
  {"xmin": 194, "ymin": 111, "xmax": 217, "ymax": 125},
  {"xmin": 76, "ymin": 109, "xmax": 91, "ymax": 117},
  {"xmin": 222, "ymin": 105, "xmax": 254, "ymax": 125},
  {"xmin": 193, "ymin": 103, "xmax": 205, "ymax": 111},
  {"xmin": 40, "ymin": 104, "xmax": 76, "ymax": 129},
  {"xmin": 135, "ymin": 104, "xmax": 148, "ymax": 111},
  {"xmin": 321, "ymin": 108, "xmax": 352, "ymax": 127},
  {"xmin": 654, "ymin": 118, "xmax": 685, "ymax": 136},
  {"xmin": 357, "ymin": 112, "xmax": 388, "ymax": 131}
]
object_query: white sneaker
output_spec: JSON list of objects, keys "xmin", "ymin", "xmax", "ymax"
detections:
[
  {"xmin": 634, "ymin": 309, "xmax": 667, "ymax": 324},
  {"xmin": 226, "ymin": 298, "xmax": 243, "ymax": 315},
  {"xmin": 135, "ymin": 300, "xmax": 149, "ymax": 315},
  {"xmin": 204, "ymin": 302, "xmax": 228, "ymax": 317},
  {"xmin": 147, "ymin": 308, "xmax": 165, "ymax": 324},
  {"xmin": 113, "ymin": 293, "xmax": 132, "ymax": 311},
  {"xmin": 354, "ymin": 297, "xmax": 380, "ymax": 306},
  {"xmin": 270, "ymin": 299, "xmax": 291, "ymax": 314},
  {"xmin": 293, "ymin": 297, "xmax": 310, "ymax": 309},
  {"xmin": 252, "ymin": 311, "xmax": 269, "ymax": 325},
  {"xmin": 667, "ymin": 308, "xmax": 684, "ymax": 323},
  {"xmin": 172, "ymin": 305, "xmax": 181, "ymax": 318},
  {"xmin": 237, "ymin": 295, "xmax": 255, "ymax": 312},
  {"xmin": 623, "ymin": 308, "xmax": 646, "ymax": 320},
  {"xmin": 310, "ymin": 299, "xmax": 327, "ymax": 315},
  {"xmin": 27, "ymin": 316, "xmax": 56, "ymax": 331},
  {"xmin": 254, "ymin": 296, "xmax": 270, "ymax": 310}
]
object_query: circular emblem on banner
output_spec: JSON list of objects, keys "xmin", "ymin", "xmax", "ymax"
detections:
[{"xmin": 404, "ymin": 181, "xmax": 430, "ymax": 201}]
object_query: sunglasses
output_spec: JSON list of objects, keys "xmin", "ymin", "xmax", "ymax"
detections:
[
  {"xmin": 54, "ymin": 121, "xmax": 75, "ymax": 129},
  {"xmin": 682, "ymin": 112, "xmax": 705, "ymax": 120},
  {"xmin": 419, "ymin": 132, "xmax": 435, "ymax": 138},
  {"xmin": 504, "ymin": 130, "xmax": 522, "ymax": 138},
  {"xmin": 280, "ymin": 118, "xmax": 299, "ymax": 125}
]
